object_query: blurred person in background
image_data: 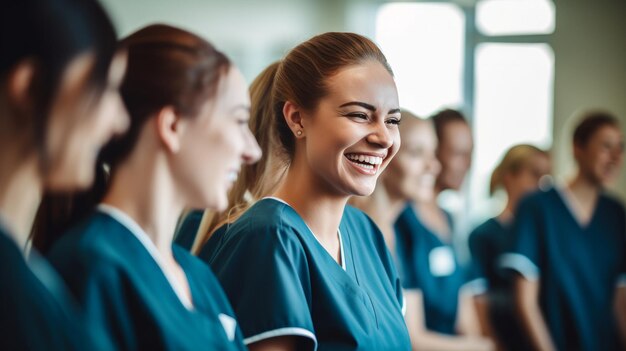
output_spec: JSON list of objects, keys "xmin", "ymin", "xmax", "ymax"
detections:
[
  {"xmin": 431, "ymin": 108, "xmax": 473, "ymax": 196},
  {"xmin": 0, "ymin": 0, "xmax": 128, "ymax": 349},
  {"xmin": 469, "ymin": 144, "xmax": 550, "ymax": 350},
  {"xmin": 500, "ymin": 111, "xmax": 626, "ymax": 351}
]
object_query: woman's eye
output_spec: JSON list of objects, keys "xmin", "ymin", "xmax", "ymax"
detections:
[
  {"xmin": 347, "ymin": 112, "xmax": 368, "ymax": 120},
  {"xmin": 386, "ymin": 117, "xmax": 401, "ymax": 125}
]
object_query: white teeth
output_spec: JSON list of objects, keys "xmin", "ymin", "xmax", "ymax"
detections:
[{"xmin": 346, "ymin": 153, "xmax": 383, "ymax": 166}]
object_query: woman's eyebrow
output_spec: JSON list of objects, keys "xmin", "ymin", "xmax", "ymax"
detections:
[{"xmin": 339, "ymin": 101, "xmax": 376, "ymax": 111}]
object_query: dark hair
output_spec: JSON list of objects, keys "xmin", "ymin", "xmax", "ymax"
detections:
[
  {"xmin": 102, "ymin": 24, "xmax": 231, "ymax": 170},
  {"xmin": 573, "ymin": 110, "xmax": 620, "ymax": 147},
  {"xmin": 272, "ymin": 32, "xmax": 393, "ymax": 157},
  {"xmin": 32, "ymin": 24, "xmax": 231, "ymax": 253},
  {"xmin": 1, "ymin": 0, "xmax": 118, "ymax": 170},
  {"xmin": 430, "ymin": 108, "xmax": 468, "ymax": 142}
]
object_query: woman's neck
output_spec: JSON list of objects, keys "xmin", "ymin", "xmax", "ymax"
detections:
[
  {"xmin": 568, "ymin": 172, "xmax": 601, "ymax": 199},
  {"xmin": 498, "ymin": 204, "xmax": 514, "ymax": 224},
  {"xmin": 413, "ymin": 198, "xmax": 451, "ymax": 240},
  {"xmin": 0, "ymin": 154, "xmax": 42, "ymax": 250},
  {"xmin": 102, "ymin": 151, "xmax": 184, "ymax": 258},
  {"xmin": 499, "ymin": 191, "xmax": 519, "ymax": 224},
  {"xmin": 383, "ymin": 187, "xmax": 413, "ymax": 223},
  {"xmin": 366, "ymin": 183, "xmax": 407, "ymax": 252},
  {"xmin": 273, "ymin": 161, "xmax": 347, "ymax": 243}
]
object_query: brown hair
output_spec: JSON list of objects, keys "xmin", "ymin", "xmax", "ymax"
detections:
[
  {"xmin": 192, "ymin": 61, "xmax": 288, "ymax": 252},
  {"xmin": 272, "ymin": 32, "xmax": 393, "ymax": 158},
  {"xmin": 489, "ymin": 144, "xmax": 548, "ymax": 195},
  {"xmin": 32, "ymin": 24, "xmax": 231, "ymax": 253},
  {"xmin": 573, "ymin": 110, "xmax": 620, "ymax": 147},
  {"xmin": 101, "ymin": 24, "xmax": 231, "ymax": 170},
  {"xmin": 430, "ymin": 108, "xmax": 468, "ymax": 143}
]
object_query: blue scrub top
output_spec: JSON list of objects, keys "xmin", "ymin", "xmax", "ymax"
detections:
[
  {"xmin": 203, "ymin": 198, "xmax": 410, "ymax": 351},
  {"xmin": 394, "ymin": 203, "xmax": 466, "ymax": 335},
  {"xmin": 501, "ymin": 187, "xmax": 626, "ymax": 351},
  {"xmin": 469, "ymin": 218, "xmax": 533, "ymax": 351},
  {"xmin": 47, "ymin": 209, "xmax": 246, "ymax": 351},
  {"xmin": 469, "ymin": 217, "xmax": 510, "ymax": 289},
  {"xmin": 173, "ymin": 210, "xmax": 204, "ymax": 251},
  {"xmin": 0, "ymin": 226, "xmax": 110, "ymax": 350}
]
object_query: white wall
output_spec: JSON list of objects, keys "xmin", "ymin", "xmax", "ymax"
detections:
[
  {"xmin": 550, "ymin": 0, "xmax": 626, "ymax": 199},
  {"xmin": 100, "ymin": 0, "xmax": 355, "ymax": 80}
]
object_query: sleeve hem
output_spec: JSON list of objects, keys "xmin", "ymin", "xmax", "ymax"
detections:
[
  {"xmin": 460, "ymin": 278, "xmax": 488, "ymax": 296},
  {"xmin": 498, "ymin": 253, "xmax": 540, "ymax": 281},
  {"xmin": 243, "ymin": 327, "xmax": 317, "ymax": 348}
]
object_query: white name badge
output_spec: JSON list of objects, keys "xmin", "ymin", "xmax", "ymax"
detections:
[
  {"xmin": 219, "ymin": 313, "xmax": 237, "ymax": 341},
  {"xmin": 429, "ymin": 246, "xmax": 456, "ymax": 277}
]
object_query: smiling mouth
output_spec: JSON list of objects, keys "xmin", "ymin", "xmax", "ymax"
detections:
[{"xmin": 344, "ymin": 153, "xmax": 384, "ymax": 175}]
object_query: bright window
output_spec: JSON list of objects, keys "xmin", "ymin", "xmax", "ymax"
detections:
[
  {"xmin": 375, "ymin": 2, "xmax": 555, "ymax": 245},
  {"xmin": 375, "ymin": 3, "xmax": 465, "ymax": 117},
  {"xmin": 470, "ymin": 43, "xmax": 554, "ymax": 218},
  {"xmin": 476, "ymin": 0, "xmax": 556, "ymax": 36}
]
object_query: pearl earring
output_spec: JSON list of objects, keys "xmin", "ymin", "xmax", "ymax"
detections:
[{"xmin": 296, "ymin": 130, "xmax": 302, "ymax": 136}]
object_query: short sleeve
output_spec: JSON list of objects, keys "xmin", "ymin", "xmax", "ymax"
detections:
[
  {"xmin": 208, "ymin": 220, "xmax": 317, "ymax": 349},
  {"xmin": 499, "ymin": 195, "xmax": 542, "ymax": 281}
]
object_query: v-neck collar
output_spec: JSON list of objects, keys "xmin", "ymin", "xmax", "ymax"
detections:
[
  {"xmin": 263, "ymin": 197, "xmax": 347, "ymax": 271},
  {"xmin": 553, "ymin": 187, "xmax": 601, "ymax": 231},
  {"xmin": 97, "ymin": 204, "xmax": 196, "ymax": 311}
]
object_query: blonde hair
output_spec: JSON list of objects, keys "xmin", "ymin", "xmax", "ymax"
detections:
[
  {"xmin": 191, "ymin": 62, "xmax": 288, "ymax": 253},
  {"xmin": 489, "ymin": 144, "xmax": 548, "ymax": 195}
]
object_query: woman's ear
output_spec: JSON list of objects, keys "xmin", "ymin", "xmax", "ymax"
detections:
[
  {"xmin": 283, "ymin": 101, "xmax": 305, "ymax": 138},
  {"xmin": 6, "ymin": 60, "xmax": 37, "ymax": 117},
  {"xmin": 156, "ymin": 106, "xmax": 186, "ymax": 153}
]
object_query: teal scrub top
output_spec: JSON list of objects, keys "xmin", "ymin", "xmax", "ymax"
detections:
[
  {"xmin": 0, "ymin": 225, "xmax": 111, "ymax": 350},
  {"xmin": 47, "ymin": 207, "xmax": 246, "ymax": 351},
  {"xmin": 173, "ymin": 210, "xmax": 203, "ymax": 251},
  {"xmin": 394, "ymin": 204, "xmax": 466, "ymax": 335},
  {"xmin": 203, "ymin": 198, "xmax": 410, "ymax": 351},
  {"xmin": 501, "ymin": 187, "xmax": 626, "ymax": 351}
]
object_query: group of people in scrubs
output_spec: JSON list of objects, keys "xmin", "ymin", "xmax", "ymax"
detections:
[{"xmin": 1, "ymin": 1, "xmax": 625, "ymax": 351}]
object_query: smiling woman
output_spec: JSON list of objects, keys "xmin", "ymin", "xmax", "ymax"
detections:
[{"xmin": 201, "ymin": 32, "xmax": 411, "ymax": 351}]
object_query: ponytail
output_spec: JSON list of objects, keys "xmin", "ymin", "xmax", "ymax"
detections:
[
  {"xmin": 193, "ymin": 61, "xmax": 287, "ymax": 253},
  {"xmin": 488, "ymin": 144, "xmax": 547, "ymax": 197}
]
